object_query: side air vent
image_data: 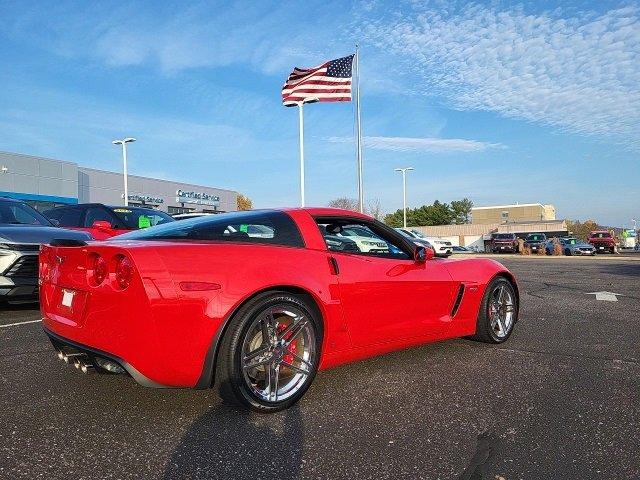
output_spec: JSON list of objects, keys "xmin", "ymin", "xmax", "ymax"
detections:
[{"xmin": 450, "ymin": 284, "xmax": 465, "ymax": 317}]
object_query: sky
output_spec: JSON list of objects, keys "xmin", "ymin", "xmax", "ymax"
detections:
[{"xmin": 0, "ymin": 0, "xmax": 638, "ymax": 227}]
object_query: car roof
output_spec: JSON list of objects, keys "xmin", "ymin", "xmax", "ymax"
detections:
[{"xmin": 287, "ymin": 207, "xmax": 373, "ymax": 220}]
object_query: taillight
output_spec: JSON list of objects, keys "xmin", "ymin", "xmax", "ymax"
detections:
[
  {"xmin": 114, "ymin": 255, "xmax": 134, "ymax": 289},
  {"xmin": 89, "ymin": 253, "xmax": 108, "ymax": 286}
]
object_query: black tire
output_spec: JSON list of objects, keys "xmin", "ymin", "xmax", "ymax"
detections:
[
  {"xmin": 215, "ymin": 291, "xmax": 322, "ymax": 412},
  {"xmin": 469, "ymin": 277, "xmax": 518, "ymax": 344},
  {"xmin": 565, "ymin": 248, "xmax": 571, "ymax": 256},
  {"xmin": 546, "ymin": 248, "xmax": 552, "ymax": 255}
]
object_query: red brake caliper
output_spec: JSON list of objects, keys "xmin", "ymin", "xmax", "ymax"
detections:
[{"xmin": 277, "ymin": 323, "xmax": 297, "ymax": 364}]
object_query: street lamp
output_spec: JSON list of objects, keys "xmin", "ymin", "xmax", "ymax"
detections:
[
  {"xmin": 284, "ymin": 97, "xmax": 319, "ymax": 207},
  {"xmin": 112, "ymin": 137, "xmax": 136, "ymax": 206},
  {"xmin": 394, "ymin": 167, "xmax": 414, "ymax": 228}
]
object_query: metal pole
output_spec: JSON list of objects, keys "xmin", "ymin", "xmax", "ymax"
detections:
[
  {"xmin": 122, "ymin": 143, "xmax": 129, "ymax": 206},
  {"xmin": 355, "ymin": 45, "xmax": 364, "ymax": 213},
  {"xmin": 298, "ymin": 102, "xmax": 305, "ymax": 207},
  {"xmin": 402, "ymin": 170, "xmax": 407, "ymax": 228}
]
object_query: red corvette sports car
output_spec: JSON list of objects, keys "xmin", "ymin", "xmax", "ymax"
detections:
[{"xmin": 40, "ymin": 208, "xmax": 519, "ymax": 412}]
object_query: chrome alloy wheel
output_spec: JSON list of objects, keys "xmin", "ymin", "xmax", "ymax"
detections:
[
  {"xmin": 241, "ymin": 306, "xmax": 316, "ymax": 403},
  {"xmin": 488, "ymin": 284, "xmax": 516, "ymax": 339}
]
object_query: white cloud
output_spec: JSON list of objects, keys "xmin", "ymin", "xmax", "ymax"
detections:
[
  {"xmin": 328, "ymin": 135, "xmax": 502, "ymax": 152},
  {"xmin": 360, "ymin": 3, "xmax": 640, "ymax": 142}
]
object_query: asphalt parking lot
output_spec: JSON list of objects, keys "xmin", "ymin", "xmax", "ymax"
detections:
[{"xmin": 1, "ymin": 255, "xmax": 639, "ymax": 480}]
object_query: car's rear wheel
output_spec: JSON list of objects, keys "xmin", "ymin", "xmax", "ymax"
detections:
[
  {"xmin": 216, "ymin": 291, "xmax": 321, "ymax": 412},
  {"xmin": 470, "ymin": 277, "xmax": 518, "ymax": 344},
  {"xmin": 565, "ymin": 248, "xmax": 571, "ymax": 256}
]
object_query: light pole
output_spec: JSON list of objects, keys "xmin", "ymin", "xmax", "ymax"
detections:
[
  {"xmin": 284, "ymin": 97, "xmax": 319, "ymax": 207},
  {"xmin": 112, "ymin": 138, "xmax": 136, "ymax": 206},
  {"xmin": 394, "ymin": 167, "xmax": 414, "ymax": 228}
]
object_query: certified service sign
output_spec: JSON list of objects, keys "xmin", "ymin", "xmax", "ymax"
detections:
[{"xmin": 176, "ymin": 190, "xmax": 220, "ymax": 206}]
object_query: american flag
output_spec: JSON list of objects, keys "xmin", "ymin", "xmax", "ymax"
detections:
[{"xmin": 282, "ymin": 54, "xmax": 354, "ymax": 104}]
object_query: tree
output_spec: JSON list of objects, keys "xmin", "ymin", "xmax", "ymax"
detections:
[
  {"xmin": 237, "ymin": 193, "xmax": 253, "ymax": 211},
  {"xmin": 328, "ymin": 197, "xmax": 359, "ymax": 212},
  {"xmin": 450, "ymin": 198, "xmax": 473, "ymax": 224},
  {"xmin": 366, "ymin": 198, "xmax": 384, "ymax": 221},
  {"xmin": 383, "ymin": 198, "xmax": 473, "ymax": 227},
  {"xmin": 565, "ymin": 219, "xmax": 603, "ymax": 240}
]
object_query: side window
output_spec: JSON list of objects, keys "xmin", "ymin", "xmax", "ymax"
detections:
[
  {"xmin": 85, "ymin": 207, "xmax": 119, "ymax": 228},
  {"xmin": 46, "ymin": 208, "xmax": 83, "ymax": 227},
  {"xmin": 315, "ymin": 219, "xmax": 410, "ymax": 260}
]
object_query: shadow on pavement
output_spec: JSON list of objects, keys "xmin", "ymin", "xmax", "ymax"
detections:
[
  {"xmin": 163, "ymin": 402, "xmax": 304, "ymax": 480},
  {"xmin": 599, "ymin": 263, "xmax": 640, "ymax": 277}
]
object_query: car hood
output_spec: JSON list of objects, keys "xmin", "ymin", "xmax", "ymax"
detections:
[{"xmin": 0, "ymin": 225, "xmax": 92, "ymax": 245}]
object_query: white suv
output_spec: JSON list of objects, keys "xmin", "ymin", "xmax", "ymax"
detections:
[{"xmin": 395, "ymin": 228, "xmax": 452, "ymax": 257}]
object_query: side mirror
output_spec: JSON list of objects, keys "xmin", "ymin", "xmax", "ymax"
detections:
[
  {"xmin": 414, "ymin": 245, "xmax": 434, "ymax": 263},
  {"xmin": 92, "ymin": 220, "xmax": 112, "ymax": 231}
]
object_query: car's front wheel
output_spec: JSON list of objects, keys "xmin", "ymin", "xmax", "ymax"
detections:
[
  {"xmin": 470, "ymin": 277, "xmax": 518, "ymax": 344},
  {"xmin": 216, "ymin": 291, "xmax": 322, "ymax": 412}
]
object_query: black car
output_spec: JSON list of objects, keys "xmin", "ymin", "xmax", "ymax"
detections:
[
  {"xmin": 0, "ymin": 197, "xmax": 91, "ymax": 301},
  {"xmin": 524, "ymin": 233, "xmax": 547, "ymax": 253}
]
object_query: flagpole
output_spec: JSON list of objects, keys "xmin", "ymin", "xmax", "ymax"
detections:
[
  {"xmin": 298, "ymin": 102, "xmax": 305, "ymax": 207},
  {"xmin": 355, "ymin": 45, "xmax": 364, "ymax": 213},
  {"xmin": 284, "ymin": 97, "xmax": 318, "ymax": 207}
]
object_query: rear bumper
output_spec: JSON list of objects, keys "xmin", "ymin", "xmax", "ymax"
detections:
[{"xmin": 44, "ymin": 327, "xmax": 166, "ymax": 388}]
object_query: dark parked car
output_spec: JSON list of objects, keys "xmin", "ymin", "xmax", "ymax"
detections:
[
  {"xmin": 491, "ymin": 233, "xmax": 519, "ymax": 253},
  {"xmin": 524, "ymin": 233, "xmax": 547, "ymax": 253},
  {"xmin": 43, "ymin": 203, "xmax": 174, "ymax": 240},
  {"xmin": 0, "ymin": 197, "xmax": 91, "ymax": 301}
]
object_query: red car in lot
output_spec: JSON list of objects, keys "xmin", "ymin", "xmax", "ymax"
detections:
[
  {"xmin": 43, "ymin": 203, "xmax": 174, "ymax": 240},
  {"xmin": 40, "ymin": 208, "xmax": 519, "ymax": 412},
  {"xmin": 588, "ymin": 230, "xmax": 616, "ymax": 253},
  {"xmin": 490, "ymin": 233, "xmax": 519, "ymax": 253}
]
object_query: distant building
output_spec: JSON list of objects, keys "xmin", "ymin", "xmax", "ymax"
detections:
[
  {"xmin": 414, "ymin": 220, "xmax": 568, "ymax": 252},
  {"xmin": 0, "ymin": 151, "xmax": 237, "ymax": 214},
  {"xmin": 471, "ymin": 203, "xmax": 556, "ymax": 225}
]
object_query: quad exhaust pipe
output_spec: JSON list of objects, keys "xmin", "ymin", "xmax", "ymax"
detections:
[{"xmin": 55, "ymin": 349, "xmax": 95, "ymax": 374}]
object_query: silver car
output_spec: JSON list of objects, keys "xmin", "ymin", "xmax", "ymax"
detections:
[{"xmin": 546, "ymin": 237, "xmax": 596, "ymax": 256}]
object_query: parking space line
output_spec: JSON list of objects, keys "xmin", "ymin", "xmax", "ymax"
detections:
[{"xmin": 0, "ymin": 319, "xmax": 42, "ymax": 328}]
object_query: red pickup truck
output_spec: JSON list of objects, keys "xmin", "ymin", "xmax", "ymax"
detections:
[{"xmin": 588, "ymin": 231, "xmax": 616, "ymax": 253}]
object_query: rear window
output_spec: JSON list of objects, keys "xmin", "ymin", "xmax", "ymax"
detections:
[
  {"xmin": 494, "ymin": 233, "xmax": 515, "ymax": 239},
  {"xmin": 116, "ymin": 210, "xmax": 305, "ymax": 247},
  {"xmin": 108, "ymin": 207, "xmax": 174, "ymax": 229},
  {"xmin": 591, "ymin": 232, "xmax": 611, "ymax": 238}
]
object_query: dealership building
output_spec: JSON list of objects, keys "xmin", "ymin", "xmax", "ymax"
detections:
[{"xmin": 0, "ymin": 151, "xmax": 238, "ymax": 214}]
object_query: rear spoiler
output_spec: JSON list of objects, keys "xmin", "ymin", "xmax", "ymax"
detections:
[{"xmin": 49, "ymin": 239, "xmax": 88, "ymax": 247}]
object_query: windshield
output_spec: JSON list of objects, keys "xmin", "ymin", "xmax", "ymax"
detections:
[
  {"xmin": 591, "ymin": 232, "xmax": 611, "ymax": 238},
  {"xmin": 527, "ymin": 234, "xmax": 545, "ymax": 241},
  {"xmin": 340, "ymin": 226, "xmax": 377, "ymax": 238},
  {"xmin": 409, "ymin": 229, "xmax": 425, "ymax": 238},
  {"xmin": 563, "ymin": 238, "xmax": 579, "ymax": 245},
  {"xmin": 495, "ymin": 234, "xmax": 515, "ymax": 239},
  {"xmin": 109, "ymin": 207, "xmax": 174, "ymax": 230},
  {"xmin": 0, "ymin": 200, "xmax": 52, "ymax": 226}
]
